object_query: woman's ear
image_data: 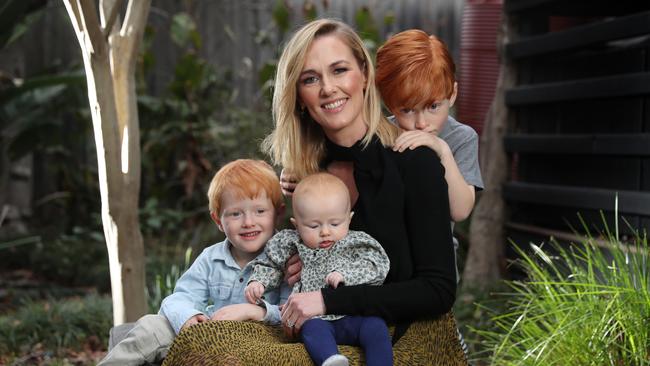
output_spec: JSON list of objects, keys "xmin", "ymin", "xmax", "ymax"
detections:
[
  {"xmin": 211, "ymin": 212, "xmax": 224, "ymax": 232},
  {"xmin": 449, "ymin": 82, "xmax": 458, "ymax": 107}
]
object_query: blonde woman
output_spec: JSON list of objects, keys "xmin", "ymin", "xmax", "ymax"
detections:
[{"xmin": 263, "ymin": 18, "xmax": 458, "ymax": 349}]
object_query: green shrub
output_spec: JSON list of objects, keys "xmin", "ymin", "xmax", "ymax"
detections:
[
  {"xmin": 475, "ymin": 216, "xmax": 650, "ymax": 365},
  {"xmin": 0, "ymin": 294, "xmax": 112, "ymax": 356},
  {"xmin": 146, "ymin": 246, "xmax": 193, "ymax": 313}
]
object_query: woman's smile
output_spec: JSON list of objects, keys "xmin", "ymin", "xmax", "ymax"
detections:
[{"xmin": 322, "ymin": 98, "xmax": 348, "ymax": 112}]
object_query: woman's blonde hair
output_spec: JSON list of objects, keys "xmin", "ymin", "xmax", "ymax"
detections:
[{"xmin": 262, "ymin": 18, "xmax": 398, "ymax": 179}]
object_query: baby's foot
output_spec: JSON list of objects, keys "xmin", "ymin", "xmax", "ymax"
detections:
[{"xmin": 322, "ymin": 354, "xmax": 349, "ymax": 366}]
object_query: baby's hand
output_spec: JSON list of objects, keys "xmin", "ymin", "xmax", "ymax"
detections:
[
  {"xmin": 326, "ymin": 271, "xmax": 344, "ymax": 288},
  {"xmin": 181, "ymin": 313, "xmax": 208, "ymax": 331},
  {"xmin": 393, "ymin": 130, "xmax": 446, "ymax": 156},
  {"xmin": 280, "ymin": 169, "xmax": 299, "ymax": 197},
  {"xmin": 245, "ymin": 281, "xmax": 265, "ymax": 304},
  {"xmin": 211, "ymin": 303, "xmax": 265, "ymax": 321}
]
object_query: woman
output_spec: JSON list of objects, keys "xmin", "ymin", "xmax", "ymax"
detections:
[{"xmin": 262, "ymin": 18, "xmax": 457, "ymax": 345}]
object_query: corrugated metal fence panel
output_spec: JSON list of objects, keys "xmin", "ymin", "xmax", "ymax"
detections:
[
  {"xmin": 157, "ymin": 0, "xmax": 464, "ymax": 106},
  {"xmin": 457, "ymin": 0, "xmax": 502, "ymax": 137}
]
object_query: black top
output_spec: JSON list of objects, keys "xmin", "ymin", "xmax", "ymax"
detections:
[{"xmin": 320, "ymin": 136, "xmax": 456, "ymax": 326}]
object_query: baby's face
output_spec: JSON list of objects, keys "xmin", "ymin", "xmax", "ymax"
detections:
[
  {"xmin": 393, "ymin": 98, "xmax": 452, "ymax": 136},
  {"xmin": 292, "ymin": 189, "xmax": 351, "ymax": 250}
]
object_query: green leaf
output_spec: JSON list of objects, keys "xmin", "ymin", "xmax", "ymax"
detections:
[
  {"xmin": 303, "ymin": 1, "xmax": 317, "ymax": 21},
  {"xmin": 170, "ymin": 12, "xmax": 197, "ymax": 48},
  {"xmin": 272, "ymin": 0, "xmax": 290, "ymax": 34}
]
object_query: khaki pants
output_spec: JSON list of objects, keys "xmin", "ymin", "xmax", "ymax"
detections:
[{"xmin": 98, "ymin": 314, "xmax": 175, "ymax": 366}]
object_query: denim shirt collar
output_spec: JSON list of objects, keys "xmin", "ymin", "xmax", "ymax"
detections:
[{"xmin": 211, "ymin": 239, "xmax": 268, "ymax": 271}]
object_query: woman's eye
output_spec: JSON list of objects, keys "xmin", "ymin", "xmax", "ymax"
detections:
[
  {"xmin": 301, "ymin": 76, "xmax": 318, "ymax": 85},
  {"xmin": 333, "ymin": 67, "xmax": 348, "ymax": 74}
]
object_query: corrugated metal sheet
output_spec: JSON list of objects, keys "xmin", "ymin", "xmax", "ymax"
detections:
[{"xmin": 457, "ymin": 0, "xmax": 502, "ymax": 138}]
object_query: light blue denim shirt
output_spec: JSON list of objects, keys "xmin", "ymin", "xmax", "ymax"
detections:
[{"xmin": 159, "ymin": 239, "xmax": 291, "ymax": 334}]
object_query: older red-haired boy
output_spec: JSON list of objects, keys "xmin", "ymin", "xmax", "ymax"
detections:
[{"xmin": 376, "ymin": 29, "xmax": 484, "ymax": 224}]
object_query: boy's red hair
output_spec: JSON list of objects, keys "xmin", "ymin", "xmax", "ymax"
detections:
[
  {"xmin": 207, "ymin": 159, "xmax": 283, "ymax": 215},
  {"xmin": 376, "ymin": 30, "xmax": 456, "ymax": 112}
]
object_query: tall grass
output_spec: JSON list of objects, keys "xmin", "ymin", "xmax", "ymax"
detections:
[
  {"xmin": 146, "ymin": 246, "xmax": 193, "ymax": 313},
  {"xmin": 475, "ymin": 215, "xmax": 650, "ymax": 365}
]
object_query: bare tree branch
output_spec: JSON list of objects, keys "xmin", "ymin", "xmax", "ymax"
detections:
[
  {"xmin": 102, "ymin": 0, "xmax": 125, "ymax": 40},
  {"xmin": 78, "ymin": 0, "xmax": 106, "ymax": 54},
  {"xmin": 121, "ymin": 0, "xmax": 151, "ymax": 58},
  {"xmin": 62, "ymin": 0, "xmax": 83, "ymax": 33}
]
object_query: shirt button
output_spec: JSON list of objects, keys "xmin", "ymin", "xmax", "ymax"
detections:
[{"xmin": 239, "ymin": 278, "xmax": 244, "ymax": 283}]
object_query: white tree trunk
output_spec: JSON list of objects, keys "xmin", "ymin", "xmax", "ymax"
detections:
[
  {"xmin": 63, "ymin": 0, "xmax": 150, "ymax": 324},
  {"xmin": 462, "ymin": 9, "xmax": 515, "ymax": 292}
]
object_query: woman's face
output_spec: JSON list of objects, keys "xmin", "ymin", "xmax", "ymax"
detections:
[{"xmin": 297, "ymin": 34, "xmax": 368, "ymax": 145}]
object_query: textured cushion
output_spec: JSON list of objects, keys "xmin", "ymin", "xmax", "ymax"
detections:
[{"xmin": 162, "ymin": 312, "xmax": 467, "ymax": 365}]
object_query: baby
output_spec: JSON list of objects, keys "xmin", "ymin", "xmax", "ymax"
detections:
[{"xmin": 245, "ymin": 172, "xmax": 393, "ymax": 366}]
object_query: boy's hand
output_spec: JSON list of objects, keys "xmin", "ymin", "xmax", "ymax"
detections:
[
  {"xmin": 181, "ymin": 313, "xmax": 208, "ymax": 331},
  {"xmin": 245, "ymin": 281, "xmax": 265, "ymax": 304},
  {"xmin": 211, "ymin": 303, "xmax": 265, "ymax": 321},
  {"xmin": 393, "ymin": 130, "xmax": 448, "ymax": 157},
  {"xmin": 280, "ymin": 169, "xmax": 299, "ymax": 197},
  {"xmin": 325, "ymin": 271, "xmax": 344, "ymax": 288},
  {"xmin": 284, "ymin": 253, "xmax": 303, "ymax": 287}
]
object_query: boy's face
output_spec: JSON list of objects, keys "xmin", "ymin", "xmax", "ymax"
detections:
[
  {"xmin": 291, "ymin": 188, "xmax": 352, "ymax": 250},
  {"xmin": 212, "ymin": 188, "xmax": 277, "ymax": 263},
  {"xmin": 393, "ymin": 82, "xmax": 458, "ymax": 135},
  {"xmin": 394, "ymin": 98, "xmax": 452, "ymax": 136}
]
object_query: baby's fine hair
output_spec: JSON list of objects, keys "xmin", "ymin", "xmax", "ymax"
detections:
[
  {"xmin": 207, "ymin": 159, "xmax": 283, "ymax": 215},
  {"xmin": 292, "ymin": 172, "xmax": 351, "ymax": 212},
  {"xmin": 376, "ymin": 29, "xmax": 456, "ymax": 111}
]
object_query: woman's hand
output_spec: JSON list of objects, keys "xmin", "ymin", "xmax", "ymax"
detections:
[
  {"xmin": 210, "ymin": 303, "xmax": 265, "ymax": 321},
  {"xmin": 280, "ymin": 291, "xmax": 325, "ymax": 336},
  {"xmin": 284, "ymin": 253, "xmax": 303, "ymax": 287},
  {"xmin": 280, "ymin": 169, "xmax": 299, "ymax": 197},
  {"xmin": 180, "ymin": 313, "xmax": 209, "ymax": 331}
]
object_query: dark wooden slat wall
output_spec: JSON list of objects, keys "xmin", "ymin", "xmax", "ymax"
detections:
[{"xmin": 503, "ymin": 1, "xmax": 650, "ymax": 240}]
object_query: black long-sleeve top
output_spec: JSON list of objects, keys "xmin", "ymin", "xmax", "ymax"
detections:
[{"xmin": 320, "ymin": 136, "xmax": 457, "ymax": 331}]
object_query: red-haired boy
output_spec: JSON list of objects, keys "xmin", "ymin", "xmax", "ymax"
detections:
[
  {"xmin": 376, "ymin": 29, "xmax": 484, "ymax": 224},
  {"xmin": 99, "ymin": 159, "xmax": 289, "ymax": 366}
]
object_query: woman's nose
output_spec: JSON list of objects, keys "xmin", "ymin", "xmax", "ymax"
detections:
[{"xmin": 320, "ymin": 75, "xmax": 336, "ymax": 95}]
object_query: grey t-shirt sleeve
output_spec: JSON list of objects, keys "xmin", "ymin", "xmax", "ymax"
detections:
[{"xmin": 441, "ymin": 117, "xmax": 484, "ymax": 190}]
